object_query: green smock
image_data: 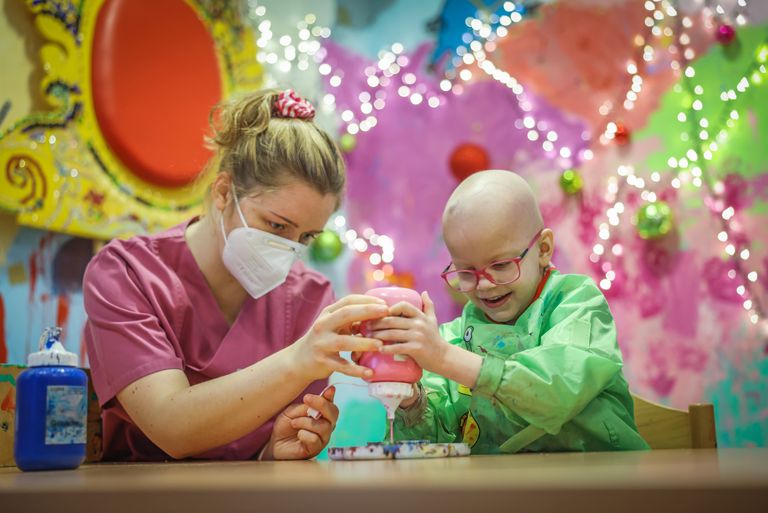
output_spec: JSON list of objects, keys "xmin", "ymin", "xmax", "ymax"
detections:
[{"xmin": 391, "ymin": 269, "xmax": 649, "ymax": 453}]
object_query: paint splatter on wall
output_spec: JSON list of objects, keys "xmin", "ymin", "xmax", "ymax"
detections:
[{"xmin": 0, "ymin": 223, "xmax": 93, "ymax": 365}]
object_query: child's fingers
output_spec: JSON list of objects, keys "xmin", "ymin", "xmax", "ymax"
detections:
[
  {"xmin": 349, "ymin": 322, "xmax": 364, "ymax": 336},
  {"xmin": 422, "ymin": 291, "xmax": 437, "ymax": 321},
  {"xmin": 387, "ymin": 301, "xmax": 422, "ymax": 318},
  {"xmin": 337, "ymin": 320, "xmax": 365, "ymax": 337},
  {"xmin": 367, "ymin": 329, "xmax": 411, "ymax": 343},
  {"xmin": 366, "ymin": 317, "xmax": 412, "ymax": 331}
]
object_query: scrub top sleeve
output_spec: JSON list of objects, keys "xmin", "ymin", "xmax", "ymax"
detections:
[{"xmin": 83, "ymin": 247, "xmax": 183, "ymax": 407}]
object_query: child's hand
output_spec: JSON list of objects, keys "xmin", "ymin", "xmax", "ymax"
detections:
[
  {"xmin": 262, "ymin": 386, "xmax": 339, "ymax": 460},
  {"xmin": 367, "ymin": 291, "xmax": 449, "ymax": 375}
]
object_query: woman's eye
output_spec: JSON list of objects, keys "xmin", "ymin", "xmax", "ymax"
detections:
[
  {"xmin": 302, "ymin": 233, "xmax": 319, "ymax": 245},
  {"xmin": 268, "ymin": 221, "xmax": 286, "ymax": 231}
]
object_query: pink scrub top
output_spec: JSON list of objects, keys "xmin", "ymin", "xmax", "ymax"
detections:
[{"xmin": 83, "ymin": 218, "xmax": 332, "ymax": 461}]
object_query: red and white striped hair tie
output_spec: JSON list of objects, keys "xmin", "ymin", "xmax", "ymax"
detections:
[{"xmin": 273, "ymin": 89, "xmax": 316, "ymax": 120}]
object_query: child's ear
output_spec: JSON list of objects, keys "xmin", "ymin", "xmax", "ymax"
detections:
[{"xmin": 538, "ymin": 229, "xmax": 554, "ymax": 267}]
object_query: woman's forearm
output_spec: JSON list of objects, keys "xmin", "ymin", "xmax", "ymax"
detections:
[{"xmin": 117, "ymin": 344, "xmax": 310, "ymax": 459}]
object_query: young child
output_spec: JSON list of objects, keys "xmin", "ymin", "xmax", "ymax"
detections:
[{"xmin": 369, "ymin": 170, "xmax": 649, "ymax": 453}]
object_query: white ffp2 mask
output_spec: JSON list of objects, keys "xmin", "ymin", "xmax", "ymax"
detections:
[{"xmin": 219, "ymin": 189, "xmax": 307, "ymax": 299}]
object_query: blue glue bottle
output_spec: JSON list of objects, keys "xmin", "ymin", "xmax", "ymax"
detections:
[{"xmin": 14, "ymin": 326, "xmax": 88, "ymax": 471}]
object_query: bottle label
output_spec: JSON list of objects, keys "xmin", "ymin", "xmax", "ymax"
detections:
[{"xmin": 45, "ymin": 385, "xmax": 87, "ymax": 445}]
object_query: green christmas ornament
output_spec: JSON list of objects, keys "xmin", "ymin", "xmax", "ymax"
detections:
[
  {"xmin": 310, "ymin": 230, "xmax": 344, "ymax": 262},
  {"xmin": 635, "ymin": 201, "xmax": 674, "ymax": 240},
  {"xmin": 559, "ymin": 169, "xmax": 584, "ymax": 195},
  {"xmin": 339, "ymin": 133, "xmax": 357, "ymax": 153}
]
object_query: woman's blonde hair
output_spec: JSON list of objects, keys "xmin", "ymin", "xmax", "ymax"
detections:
[{"xmin": 206, "ymin": 88, "xmax": 345, "ymax": 201}]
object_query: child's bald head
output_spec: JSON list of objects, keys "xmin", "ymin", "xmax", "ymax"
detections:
[
  {"xmin": 441, "ymin": 170, "xmax": 554, "ymax": 323},
  {"xmin": 442, "ymin": 170, "xmax": 543, "ymax": 249}
]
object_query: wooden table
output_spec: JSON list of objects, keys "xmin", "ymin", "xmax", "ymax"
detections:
[{"xmin": 1, "ymin": 449, "xmax": 766, "ymax": 513}]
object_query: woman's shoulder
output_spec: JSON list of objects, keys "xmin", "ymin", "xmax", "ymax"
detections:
[{"xmin": 84, "ymin": 220, "xmax": 190, "ymax": 288}]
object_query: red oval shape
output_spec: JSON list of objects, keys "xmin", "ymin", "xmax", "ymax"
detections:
[{"xmin": 91, "ymin": 0, "xmax": 222, "ymax": 187}]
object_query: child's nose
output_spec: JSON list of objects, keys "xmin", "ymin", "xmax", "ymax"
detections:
[{"xmin": 476, "ymin": 274, "xmax": 495, "ymax": 290}]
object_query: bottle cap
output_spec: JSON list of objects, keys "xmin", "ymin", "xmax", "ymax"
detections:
[{"xmin": 27, "ymin": 327, "xmax": 78, "ymax": 367}]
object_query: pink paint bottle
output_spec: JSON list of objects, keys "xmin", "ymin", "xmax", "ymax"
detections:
[{"xmin": 358, "ymin": 287, "xmax": 423, "ymax": 432}]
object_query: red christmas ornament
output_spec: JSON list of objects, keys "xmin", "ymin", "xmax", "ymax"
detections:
[
  {"xmin": 716, "ymin": 24, "xmax": 736, "ymax": 45},
  {"xmin": 449, "ymin": 143, "xmax": 490, "ymax": 181},
  {"xmin": 613, "ymin": 123, "xmax": 631, "ymax": 146}
]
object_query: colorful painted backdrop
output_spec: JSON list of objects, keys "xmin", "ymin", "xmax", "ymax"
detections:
[{"xmin": 1, "ymin": 0, "xmax": 767, "ymax": 451}]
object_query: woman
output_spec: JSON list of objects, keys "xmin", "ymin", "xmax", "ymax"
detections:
[{"xmin": 83, "ymin": 89, "xmax": 386, "ymax": 461}]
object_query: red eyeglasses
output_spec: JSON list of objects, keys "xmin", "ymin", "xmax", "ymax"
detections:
[{"xmin": 441, "ymin": 229, "xmax": 544, "ymax": 292}]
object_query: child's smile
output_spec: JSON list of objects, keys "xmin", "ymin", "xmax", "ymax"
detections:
[{"xmin": 478, "ymin": 290, "xmax": 514, "ymax": 309}]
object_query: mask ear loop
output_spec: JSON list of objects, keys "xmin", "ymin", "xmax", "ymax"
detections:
[
  {"xmin": 230, "ymin": 182, "xmax": 250, "ymax": 228},
  {"xmin": 218, "ymin": 212, "xmax": 229, "ymax": 243},
  {"xmin": 218, "ymin": 182, "xmax": 249, "ymax": 243}
]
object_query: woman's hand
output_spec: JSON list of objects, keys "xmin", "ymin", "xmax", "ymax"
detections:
[
  {"xmin": 289, "ymin": 295, "xmax": 388, "ymax": 381},
  {"xmin": 262, "ymin": 386, "xmax": 339, "ymax": 460}
]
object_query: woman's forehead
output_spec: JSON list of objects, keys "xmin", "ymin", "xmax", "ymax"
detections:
[{"xmin": 241, "ymin": 182, "xmax": 336, "ymax": 226}]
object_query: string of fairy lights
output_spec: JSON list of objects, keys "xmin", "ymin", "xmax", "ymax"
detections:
[
  {"xmin": 672, "ymin": 3, "xmax": 767, "ymax": 327},
  {"xmin": 591, "ymin": 0, "xmax": 683, "ymax": 293},
  {"xmin": 450, "ymin": 0, "xmax": 665, "ymax": 295},
  {"xmin": 243, "ymin": 0, "xmax": 766, "ymax": 329},
  {"xmin": 246, "ymin": 0, "xmax": 404, "ymax": 270},
  {"xmin": 531, "ymin": 0, "xmax": 766, "ymax": 332},
  {"xmin": 589, "ymin": 1, "xmax": 767, "ymax": 331},
  {"xmin": 448, "ymin": 2, "xmax": 587, "ymax": 166}
]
